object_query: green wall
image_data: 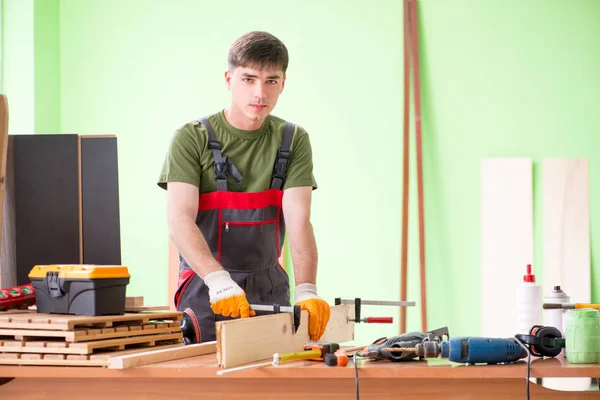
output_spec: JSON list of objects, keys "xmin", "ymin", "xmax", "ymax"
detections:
[{"xmin": 2, "ymin": 0, "xmax": 600, "ymax": 345}]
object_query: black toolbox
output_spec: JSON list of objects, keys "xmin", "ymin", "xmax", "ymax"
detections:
[{"xmin": 28, "ymin": 264, "xmax": 130, "ymax": 316}]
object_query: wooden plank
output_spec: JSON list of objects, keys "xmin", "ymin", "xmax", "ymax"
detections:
[
  {"xmin": 0, "ymin": 103, "xmax": 15, "ymax": 289},
  {"xmin": 0, "ymin": 311, "xmax": 183, "ymax": 330},
  {"xmin": 0, "ymin": 96, "xmax": 10, "ymax": 289},
  {"xmin": 481, "ymin": 158, "xmax": 534, "ymax": 337},
  {"xmin": 126, "ymin": 296, "xmax": 144, "ymax": 307},
  {"xmin": 0, "ymin": 343, "xmax": 184, "ymax": 366},
  {"xmin": 80, "ymin": 136, "xmax": 122, "ymax": 265},
  {"xmin": 13, "ymin": 134, "xmax": 81, "ymax": 285},
  {"xmin": 125, "ymin": 305, "xmax": 169, "ymax": 313},
  {"xmin": 107, "ymin": 341, "xmax": 216, "ymax": 369},
  {"xmin": 216, "ymin": 305, "xmax": 354, "ymax": 368},
  {"xmin": 0, "ymin": 355, "xmax": 107, "ymax": 367},
  {"xmin": 0, "ymin": 332, "xmax": 182, "ymax": 355},
  {"xmin": 0, "ymin": 321, "xmax": 180, "ymax": 342},
  {"xmin": 542, "ymin": 159, "xmax": 591, "ymax": 302}
]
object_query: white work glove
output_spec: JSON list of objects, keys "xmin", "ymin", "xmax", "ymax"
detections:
[
  {"xmin": 204, "ymin": 270, "xmax": 255, "ymax": 318},
  {"xmin": 295, "ymin": 283, "xmax": 331, "ymax": 341}
]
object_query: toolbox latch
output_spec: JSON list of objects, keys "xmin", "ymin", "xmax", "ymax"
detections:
[{"xmin": 46, "ymin": 271, "xmax": 64, "ymax": 298}]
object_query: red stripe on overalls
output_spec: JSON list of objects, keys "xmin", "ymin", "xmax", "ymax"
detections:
[{"xmin": 198, "ymin": 188, "xmax": 283, "ymax": 210}]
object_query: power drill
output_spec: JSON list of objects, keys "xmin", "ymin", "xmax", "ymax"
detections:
[{"xmin": 415, "ymin": 337, "xmax": 527, "ymax": 364}]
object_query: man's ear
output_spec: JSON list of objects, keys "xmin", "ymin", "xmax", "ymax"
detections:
[
  {"xmin": 281, "ymin": 74, "xmax": 287, "ymax": 92},
  {"xmin": 225, "ymin": 70, "xmax": 232, "ymax": 90}
]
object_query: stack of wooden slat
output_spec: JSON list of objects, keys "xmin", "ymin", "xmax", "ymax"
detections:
[{"xmin": 0, "ymin": 310, "xmax": 184, "ymax": 367}]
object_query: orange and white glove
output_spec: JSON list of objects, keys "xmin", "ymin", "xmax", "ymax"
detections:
[
  {"xmin": 295, "ymin": 283, "xmax": 331, "ymax": 341},
  {"xmin": 204, "ymin": 270, "xmax": 256, "ymax": 318}
]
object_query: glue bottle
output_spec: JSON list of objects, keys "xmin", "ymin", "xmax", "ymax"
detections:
[{"xmin": 516, "ymin": 264, "xmax": 542, "ymax": 335}]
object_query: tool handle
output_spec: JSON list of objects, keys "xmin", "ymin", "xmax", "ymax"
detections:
[
  {"xmin": 575, "ymin": 303, "xmax": 600, "ymax": 310},
  {"xmin": 275, "ymin": 349, "xmax": 322, "ymax": 364},
  {"xmin": 0, "ymin": 284, "xmax": 36, "ymax": 311},
  {"xmin": 324, "ymin": 350, "xmax": 349, "ymax": 366},
  {"xmin": 362, "ymin": 317, "xmax": 393, "ymax": 323}
]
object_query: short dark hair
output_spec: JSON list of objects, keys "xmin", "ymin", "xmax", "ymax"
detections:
[{"xmin": 228, "ymin": 31, "xmax": 289, "ymax": 73}]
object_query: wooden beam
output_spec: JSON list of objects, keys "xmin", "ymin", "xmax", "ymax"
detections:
[
  {"xmin": 107, "ymin": 341, "xmax": 216, "ymax": 369},
  {"xmin": 216, "ymin": 305, "xmax": 354, "ymax": 368},
  {"xmin": 481, "ymin": 158, "xmax": 533, "ymax": 337},
  {"xmin": 0, "ymin": 96, "xmax": 13, "ymax": 289},
  {"xmin": 542, "ymin": 159, "xmax": 590, "ymax": 302}
]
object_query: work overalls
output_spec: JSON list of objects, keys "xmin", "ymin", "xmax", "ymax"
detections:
[{"xmin": 174, "ymin": 117, "xmax": 295, "ymax": 343}]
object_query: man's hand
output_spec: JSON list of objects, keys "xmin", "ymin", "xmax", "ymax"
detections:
[
  {"xmin": 295, "ymin": 283, "xmax": 330, "ymax": 341},
  {"xmin": 204, "ymin": 270, "xmax": 256, "ymax": 318}
]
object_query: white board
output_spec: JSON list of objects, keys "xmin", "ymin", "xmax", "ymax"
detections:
[
  {"xmin": 481, "ymin": 158, "xmax": 534, "ymax": 337},
  {"xmin": 542, "ymin": 159, "xmax": 590, "ymax": 303}
]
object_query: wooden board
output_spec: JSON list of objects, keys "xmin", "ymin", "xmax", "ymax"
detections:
[
  {"xmin": 13, "ymin": 134, "xmax": 81, "ymax": 285},
  {"xmin": 542, "ymin": 159, "xmax": 591, "ymax": 302},
  {"xmin": 0, "ymin": 311, "xmax": 183, "ymax": 330},
  {"xmin": 107, "ymin": 341, "xmax": 216, "ymax": 369},
  {"xmin": 125, "ymin": 305, "xmax": 170, "ymax": 313},
  {"xmin": 481, "ymin": 158, "xmax": 534, "ymax": 337},
  {"xmin": 0, "ymin": 331, "xmax": 182, "ymax": 355},
  {"xmin": 126, "ymin": 297, "xmax": 144, "ymax": 307},
  {"xmin": 0, "ymin": 98, "xmax": 13, "ymax": 289},
  {"xmin": 0, "ymin": 321, "xmax": 181, "ymax": 342},
  {"xmin": 216, "ymin": 305, "xmax": 354, "ymax": 368},
  {"xmin": 80, "ymin": 136, "xmax": 122, "ymax": 265}
]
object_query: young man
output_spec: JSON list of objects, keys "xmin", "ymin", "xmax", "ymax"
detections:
[{"xmin": 158, "ymin": 31, "xmax": 330, "ymax": 343}]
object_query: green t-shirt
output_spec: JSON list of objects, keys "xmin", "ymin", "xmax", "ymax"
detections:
[{"xmin": 158, "ymin": 111, "xmax": 317, "ymax": 193}]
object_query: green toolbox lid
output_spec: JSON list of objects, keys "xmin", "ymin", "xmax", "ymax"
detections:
[{"xmin": 28, "ymin": 264, "xmax": 130, "ymax": 280}]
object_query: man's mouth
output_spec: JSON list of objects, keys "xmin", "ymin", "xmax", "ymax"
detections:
[{"xmin": 250, "ymin": 104, "xmax": 267, "ymax": 111}]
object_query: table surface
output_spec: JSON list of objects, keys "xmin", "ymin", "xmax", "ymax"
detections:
[{"xmin": 0, "ymin": 353, "xmax": 599, "ymax": 380}]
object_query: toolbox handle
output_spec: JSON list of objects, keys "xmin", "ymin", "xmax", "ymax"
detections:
[{"xmin": 46, "ymin": 271, "xmax": 65, "ymax": 298}]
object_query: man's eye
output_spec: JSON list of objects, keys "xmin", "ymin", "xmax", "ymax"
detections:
[
  {"xmin": 243, "ymin": 78, "xmax": 253, "ymax": 83},
  {"xmin": 267, "ymin": 80, "xmax": 277, "ymax": 84}
]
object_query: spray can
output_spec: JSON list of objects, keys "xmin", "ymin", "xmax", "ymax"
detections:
[
  {"xmin": 516, "ymin": 264, "xmax": 542, "ymax": 335},
  {"xmin": 544, "ymin": 286, "xmax": 570, "ymax": 356}
]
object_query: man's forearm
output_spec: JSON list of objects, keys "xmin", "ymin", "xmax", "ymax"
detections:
[
  {"xmin": 169, "ymin": 218, "xmax": 223, "ymax": 279},
  {"xmin": 288, "ymin": 221, "xmax": 318, "ymax": 285}
]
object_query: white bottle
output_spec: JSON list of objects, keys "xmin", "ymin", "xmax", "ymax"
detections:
[
  {"xmin": 544, "ymin": 286, "xmax": 570, "ymax": 340},
  {"xmin": 516, "ymin": 264, "xmax": 542, "ymax": 335}
]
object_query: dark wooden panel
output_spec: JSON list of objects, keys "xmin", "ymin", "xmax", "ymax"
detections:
[
  {"xmin": 1, "ymin": 136, "xmax": 17, "ymax": 287},
  {"xmin": 13, "ymin": 134, "xmax": 80, "ymax": 285},
  {"xmin": 80, "ymin": 136, "xmax": 121, "ymax": 265}
]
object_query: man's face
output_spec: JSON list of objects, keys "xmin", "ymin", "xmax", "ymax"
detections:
[{"xmin": 225, "ymin": 66, "xmax": 286, "ymax": 125}]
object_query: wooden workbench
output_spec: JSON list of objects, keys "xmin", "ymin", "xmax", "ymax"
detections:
[{"xmin": 0, "ymin": 353, "xmax": 598, "ymax": 399}]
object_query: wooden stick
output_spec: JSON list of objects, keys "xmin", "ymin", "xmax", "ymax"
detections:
[
  {"xmin": 400, "ymin": 0, "xmax": 411, "ymax": 336},
  {"xmin": 108, "ymin": 341, "xmax": 216, "ymax": 369},
  {"xmin": 409, "ymin": 0, "xmax": 427, "ymax": 333},
  {"xmin": 216, "ymin": 360, "xmax": 273, "ymax": 376}
]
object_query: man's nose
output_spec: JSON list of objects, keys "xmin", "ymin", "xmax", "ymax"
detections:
[{"xmin": 254, "ymin": 82, "xmax": 266, "ymax": 100}]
